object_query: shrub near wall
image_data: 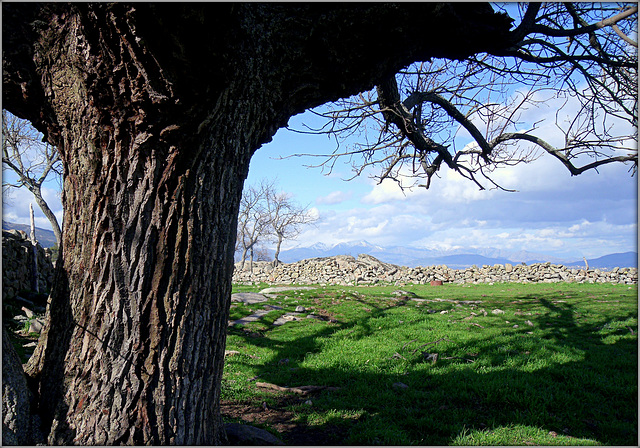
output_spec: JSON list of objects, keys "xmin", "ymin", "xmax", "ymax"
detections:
[
  {"xmin": 233, "ymin": 253, "xmax": 638, "ymax": 286},
  {"xmin": 2, "ymin": 230, "xmax": 55, "ymax": 300}
]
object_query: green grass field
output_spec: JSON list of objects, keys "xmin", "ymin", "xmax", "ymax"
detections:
[{"xmin": 223, "ymin": 282, "xmax": 638, "ymax": 445}]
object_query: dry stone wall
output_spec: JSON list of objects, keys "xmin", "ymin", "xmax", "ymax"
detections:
[
  {"xmin": 2, "ymin": 230, "xmax": 55, "ymax": 300},
  {"xmin": 233, "ymin": 253, "xmax": 638, "ymax": 286}
]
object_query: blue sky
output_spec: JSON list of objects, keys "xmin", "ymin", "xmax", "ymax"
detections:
[
  {"xmin": 243, "ymin": 106, "xmax": 637, "ymax": 260},
  {"xmin": 241, "ymin": 2, "xmax": 638, "ymax": 260}
]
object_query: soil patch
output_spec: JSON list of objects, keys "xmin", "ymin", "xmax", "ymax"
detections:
[{"xmin": 221, "ymin": 397, "xmax": 348, "ymax": 445}]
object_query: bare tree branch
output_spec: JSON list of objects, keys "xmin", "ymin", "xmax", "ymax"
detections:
[
  {"xmin": 285, "ymin": 3, "xmax": 637, "ymax": 192},
  {"xmin": 612, "ymin": 23, "xmax": 638, "ymax": 47},
  {"xmin": 492, "ymin": 132, "xmax": 637, "ymax": 176}
]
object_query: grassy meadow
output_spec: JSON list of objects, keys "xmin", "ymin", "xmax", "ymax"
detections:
[{"xmin": 223, "ymin": 282, "xmax": 638, "ymax": 445}]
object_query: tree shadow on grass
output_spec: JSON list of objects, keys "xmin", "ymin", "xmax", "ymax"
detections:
[{"xmin": 223, "ymin": 288, "xmax": 638, "ymax": 445}]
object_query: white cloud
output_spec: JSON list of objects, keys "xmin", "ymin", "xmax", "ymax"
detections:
[
  {"xmin": 291, "ymin": 180, "xmax": 637, "ymax": 259},
  {"xmin": 361, "ymin": 164, "xmax": 498, "ymax": 206},
  {"xmin": 316, "ymin": 190, "xmax": 352, "ymax": 205},
  {"xmin": 307, "ymin": 207, "xmax": 320, "ymax": 220},
  {"xmin": 361, "ymin": 179, "xmax": 410, "ymax": 205},
  {"xmin": 437, "ymin": 169, "xmax": 495, "ymax": 203},
  {"xmin": 568, "ymin": 220, "xmax": 591, "ymax": 234},
  {"xmin": 289, "ymin": 204, "xmax": 435, "ymax": 249}
]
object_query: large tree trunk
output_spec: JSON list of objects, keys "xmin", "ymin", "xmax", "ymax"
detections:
[
  {"xmin": 3, "ymin": 3, "xmax": 513, "ymax": 444},
  {"xmin": 27, "ymin": 120, "xmax": 250, "ymax": 444},
  {"xmin": 20, "ymin": 5, "xmax": 257, "ymax": 444}
]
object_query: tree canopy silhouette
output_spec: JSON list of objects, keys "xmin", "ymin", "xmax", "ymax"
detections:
[{"xmin": 291, "ymin": 3, "xmax": 637, "ymax": 190}]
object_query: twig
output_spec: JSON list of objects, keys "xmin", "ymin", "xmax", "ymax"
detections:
[
  {"xmin": 256, "ymin": 382, "xmax": 340, "ymax": 396},
  {"xmin": 470, "ymin": 322, "xmax": 485, "ymax": 328},
  {"xmin": 442, "ymin": 356, "xmax": 475, "ymax": 363},
  {"xmin": 411, "ymin": 337, "xmax": 451, "ymax": 354},
  {"xmin": 401, "ymin": 338, "xmax": 418, "ymax": 350}
]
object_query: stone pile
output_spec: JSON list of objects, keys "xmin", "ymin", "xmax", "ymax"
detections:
[
  {"xmin": 2, "ymin": 229, "xmax": 55, "ymax": 300},
  {"xmin": 233, "ymin": 253, "xmax": 637, "ymax": 286}
]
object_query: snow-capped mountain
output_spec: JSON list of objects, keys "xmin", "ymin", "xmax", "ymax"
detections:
[{"xmin": 272, "ymin": 240, "xmax": 637, "ymax": 269}]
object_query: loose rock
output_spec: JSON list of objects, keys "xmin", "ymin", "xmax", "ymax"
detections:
[
  {"xmin": 229, "ymin": 309, "xmax": 271, "ymax": 326},
  {"xmin": 28, "ymin": 318, "xmax": 45, "ymax": 334},
  {"xmin": 272, "ymin": 313, "xmax": 302, "ymax": 326},
  {"xmin": 224, "ymin": 423, "xmax": 284, "ymax": 445}
]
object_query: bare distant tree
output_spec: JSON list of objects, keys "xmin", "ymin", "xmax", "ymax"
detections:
[
  {"xmin": 2, "ymin": 109, "xmax": 63, "ymax": 246},
  {"xmin": 236, "ymin": 180, "xmax": 272, "ymax": 271},
  {"xmin": 254, "ymin": 246, "xmax": 271, "ymax": 262},
  {"xmin": 265, "ymin": 187, "xmax": 317, "ymax": 265},
  {"xmin": 237, "ymin": 179, "xmax": 317, "ymax": 268},
  {"xmin": 292, "ymin": 3, "xmax": 637, "ymax": 191}
]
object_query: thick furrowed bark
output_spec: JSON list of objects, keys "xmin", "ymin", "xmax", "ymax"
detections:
[
  {"xmin": 21, "ymin": 5, "xmax": 254, "ymax": 444},
  {"xmin": 31, "ymin": 121, "xmax": 251, "ymax": 444}
]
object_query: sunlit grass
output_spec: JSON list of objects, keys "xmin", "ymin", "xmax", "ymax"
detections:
[
  {"xmin": 224, "ymin": 282, "xmax": 638, "ymax": 445},
  {"xmin": 451, "ymin": 423, "xmax": 602, "ymax": 445}
]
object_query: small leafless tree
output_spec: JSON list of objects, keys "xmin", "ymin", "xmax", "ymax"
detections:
[
  {"xmin": 290, "ymin": 3, "xmax": 637, "ymax": 191},
  {"xmin": 236, "ymin": 180, "xmax": 272, "ymax": 271},
  {"xmin": 237, "ymin": 179, "xmax": 317, "ymax": 268},
  {"xmin": 265, "ymin": 188, "xmax": 318, "ymax": 265},
  {"xmin": 2, "ymin": 109, "xmax": 63, "ymax": 246},
  {"xmin": 254, "ymin": 246, "xmax": 271, "ymax": 262}
]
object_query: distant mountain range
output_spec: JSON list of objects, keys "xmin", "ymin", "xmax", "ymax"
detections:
[
  {"xmin": 269, "ymin": 240, "xmax": 637, "ymax": 270},
  {"xmin": 564, "ymin": 252, "xmax": 639, "ymax": 270},
  {"xmin": 3, "ymin": 221, "xmax": 57, "ymax": 248},
  {"xmin": 4, "ymin": 221, "xmax": 635, "ymax": 270}
]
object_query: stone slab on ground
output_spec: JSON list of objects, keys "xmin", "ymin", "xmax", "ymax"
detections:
[
  {"xmin": 263, "ymin": 304, "xmax": 283, "ymax": 311},
  {"xmin": 231, "ymin": 292, "xmax": 269, "ymax": 304},
  {"xmin": 273, "ymin": 312, "xmax": 304, "ymax": 326},
  {"xmin": 229, "ymin": 309, "xmax": 271, "ymax": 326},
  {"xmin": 258, "ymin": 286, "xmax": 316, "ymax": 295}
]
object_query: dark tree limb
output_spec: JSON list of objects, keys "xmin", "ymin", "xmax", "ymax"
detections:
[{"xmin": 491, "ymin": 133, "xmax": 638, "ymax": 176}]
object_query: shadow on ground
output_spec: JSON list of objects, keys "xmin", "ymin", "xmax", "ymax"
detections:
[{"xmin": 223, "ymin": 288, "xmax": 638, "ymax": 445}]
